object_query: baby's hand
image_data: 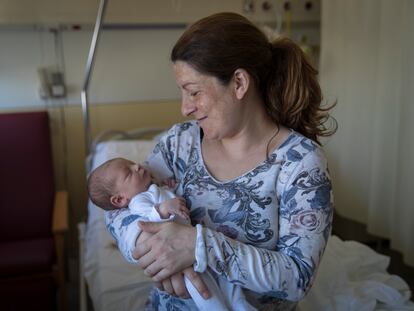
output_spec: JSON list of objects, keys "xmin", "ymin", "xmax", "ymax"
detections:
[
  {"xmin": 161, "ymin": 178, "xmax": 179, "ymax": 189},
  {"xmin": 158, "ymin": 197, "xmax": 190, "ymax": 220}
]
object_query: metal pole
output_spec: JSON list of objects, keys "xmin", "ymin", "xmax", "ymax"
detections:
[{"xmin": 81, "ymin": 0, "xmax": 108, "ymax": 159}]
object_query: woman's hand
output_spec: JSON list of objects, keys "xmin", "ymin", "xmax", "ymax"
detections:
[
  {"xmin": 133, "ymin": 221, "xmax": 197, "ymax": 282},
  {"xmin": 155, "ymin": 267, "xmax": 211, "ymax": 300}
]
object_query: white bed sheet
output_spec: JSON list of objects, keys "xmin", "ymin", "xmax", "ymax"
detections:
[
  {"xmin": 298, "ymin": 236, "xmax": 413, "ymax": 311},
  {"xmin": 83, "ymin": 140, "xmax": 414, "ymax": 311}
]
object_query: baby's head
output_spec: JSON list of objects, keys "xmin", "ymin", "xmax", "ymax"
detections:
[{"xmin": 87, "ymin": 157, "xmax": 152, "ymax": 210}]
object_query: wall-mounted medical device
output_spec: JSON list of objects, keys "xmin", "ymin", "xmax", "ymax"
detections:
[{"xmin": 37, "ymin": 67, "xmax": 66, "ymax": 99}]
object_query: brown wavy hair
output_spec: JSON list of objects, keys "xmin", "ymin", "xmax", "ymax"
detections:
[{"xmin": 171, "ymin": 12, "xmax": 336, "ymax": 144}]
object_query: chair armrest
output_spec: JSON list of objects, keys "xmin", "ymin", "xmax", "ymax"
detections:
[
  {"xmin": 52, "ymin": 190, "xmax": 69, "ymax": 234},
  {"xmin": 52, "ymin": 190, "xmax": 69, "ymax": 311}
]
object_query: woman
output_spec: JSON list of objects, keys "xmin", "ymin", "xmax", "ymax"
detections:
[{"xmin": 106, "ymin": 12, "xmax": 336, "ymax": 310}]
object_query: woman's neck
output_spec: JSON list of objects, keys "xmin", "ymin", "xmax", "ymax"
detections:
[
  {"xmin": 201, "ymin": 93, "xmax": 291, "ymax": 181},
  {"xmin": 201, "ymin": 107, "xmax": 285, "ymax": 181},
  {"xmin": 220, "ymin": 98, "xmax": 279, "ymax": 156}
]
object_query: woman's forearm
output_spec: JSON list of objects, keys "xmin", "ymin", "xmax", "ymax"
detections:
[{"xmin": 195, "ymin": 211, "xmax": 331, "ymax": 302}]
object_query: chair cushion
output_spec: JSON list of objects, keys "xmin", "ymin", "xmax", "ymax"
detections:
[
  {"xmin": 0, "ymin": 111, "xmax": 55, "ymax": 242},
  {"xmin": 0, "ymin": 238, "xmax": 55, "ymax": 278}
]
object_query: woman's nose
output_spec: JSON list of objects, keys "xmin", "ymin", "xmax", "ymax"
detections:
[{"xmin": 181, "ymin": 97, "xmax": 196, "ymax": 117}]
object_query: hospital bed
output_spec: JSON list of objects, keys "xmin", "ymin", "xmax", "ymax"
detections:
[
  {"xmin": 78, "ymin": 1, "xmax": 413, "ymax": 310},
  {"xmin": 78, "ymin": 130, "xmax": 413, "ymax": 311}
]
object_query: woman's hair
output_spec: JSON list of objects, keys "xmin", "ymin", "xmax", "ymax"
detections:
[{"xmin": 171, "ymin": 12, "xmax": 336, "ymax": 144}]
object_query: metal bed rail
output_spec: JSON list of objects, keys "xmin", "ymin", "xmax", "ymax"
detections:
[
  {"xmin": 81, "ymin": 0, "xmax": 108, "ymax": 159},
  {"xmin": 80, "ymin": 0, "xmax": 185, "ymax": 167}
]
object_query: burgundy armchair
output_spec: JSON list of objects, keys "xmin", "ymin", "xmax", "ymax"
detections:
[{"xmin": 0, "ymin": 111, "xmax": 68, "ymax": 310}]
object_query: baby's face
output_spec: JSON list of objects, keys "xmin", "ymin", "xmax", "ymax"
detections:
[{"xmin": 110, "ymin": 159, "xmax": 152, "ymax": 200}]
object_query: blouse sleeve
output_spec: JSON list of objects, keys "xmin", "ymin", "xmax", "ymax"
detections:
[
  {"xmin": 194, "ymin": 149, "xmax": 333, "ymax": 302},
  {"xmin": 105, "ymin": 208, "xmax": 144, "ymax": 263}
]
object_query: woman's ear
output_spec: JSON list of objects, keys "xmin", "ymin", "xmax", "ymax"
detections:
[
  {"xmin": 110, "ymin": 194, "xmax": 128, "ymax": 208},
  {"xmin": 233, "ymin": 68, "xmax": 250, "ymax": 100}
]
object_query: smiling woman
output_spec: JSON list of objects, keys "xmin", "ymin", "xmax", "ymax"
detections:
[
  {"xmin": 105, "ymin": 12, "xmax": 336, "ymax": 311},
  {"xmin": 174, "ymin": 61, "xmax": 243, "ymax": 142}
]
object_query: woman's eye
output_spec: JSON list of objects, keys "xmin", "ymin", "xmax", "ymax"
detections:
[{"xmin": 190, "ymin": 91, "xmax": 200, "ymax": 97}]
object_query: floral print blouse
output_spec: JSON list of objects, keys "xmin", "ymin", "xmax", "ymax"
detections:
[{"xmin": 105, "ymin": 121, "xmax": 333, "ymax": 310}]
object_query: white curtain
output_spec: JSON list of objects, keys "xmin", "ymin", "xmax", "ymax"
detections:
[{"xmin": 320, "ymin": 0, "xmax": 414, "ymax": 266}]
